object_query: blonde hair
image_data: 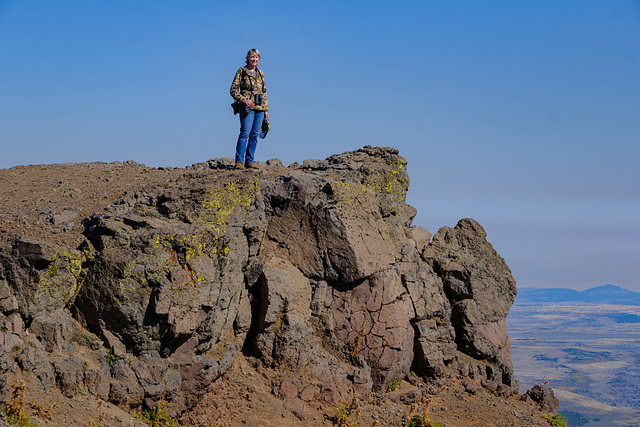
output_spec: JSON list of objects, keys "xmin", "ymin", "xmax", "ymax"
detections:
[{"xmin": 245, "ymin": 49, "xmax": 261, "ymax": 64}]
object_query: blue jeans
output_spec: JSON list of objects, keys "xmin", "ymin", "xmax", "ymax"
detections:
[{"xmin": 235, "ymin": 109, "xmax": 264, "ymax": 164}]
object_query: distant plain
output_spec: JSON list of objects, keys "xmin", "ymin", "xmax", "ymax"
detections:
[{"xmin": 508, "ymin": 286, "xmax": 640, "ymax": 427}]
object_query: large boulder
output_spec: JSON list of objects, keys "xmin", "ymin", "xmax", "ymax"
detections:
[
  {"xmin": 423, "ymin": 218, "xmax": 518, "ymax": 385},
  {"xmin": 526, "ymin": 383, "xmax": 560, "ymax": 413},
  {"xmin": 262, "ymin": 172, "xmax": 396, "ymax": 282},
  {"xmin": 74, "ymin": 172, "xmax": 264, "ymax": 356},
  {"xmin": 251, "ymin": 256, "xmax": 313, "ymax": 364},
  {"xmin": 0, "ymin": 235, "xmax": 87, "ymax": 321},
  {"xmin": 72, "ymin": 172, "xmax": 266, "ymax": 409}
]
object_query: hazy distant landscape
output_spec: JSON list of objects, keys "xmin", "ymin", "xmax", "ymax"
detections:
[{"xmin": 508, "ymin": 285, "xmax": 640, "ymax": 427}]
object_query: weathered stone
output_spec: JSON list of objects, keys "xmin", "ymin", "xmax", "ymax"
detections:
[
  {"xmin": 4, "ymin": 314, "xmax": 24, "ymax": 337},
  {"xmin": 0, "ymin": 236, "xmax": 85, "ymax": 321},
  {"xmin": 259, "ymin": 257, "xmax": 312, "ymax": 326},
  {"xmin": 423, "ymin": 218, "xmax": 518, "ymax": 385},
  {"xmin": 249, "ymin": 257, "xmax": 315, "ymax": 371},
  {"xmin": 101, "ymin": 329, "xmax": 127, "ymax": 358},
  {"xmin": 49, "ymin": 208, "xmax": 78, "ymax": 226},
  {"xmin": 310, "ymin": 280, "xmax": 328, "ymax": 315},
  {"xmin": 408, "ymin": 226, "xmax": 432, "ymax": 252},
  {"xmin": 76, "ymin": 199, "xmax": 256, "ymax": 355},
  {"xmin": 412, "ymin": 318, "xmax": 457, "ymax": 378},
  {"xmin": 266, "ymin": 159, "xmax": 284, "ymax": 168},
  {"xmin": 497, "ymin": 383, "xmax": 515, "ymax": 397},
  {"xmin": 171, "ymin": 336, "xmax": 198, "ymax": 365},
  {"xmin": 131, "ymin": 354, "xmax": 181, "ymax": 407},
  {"xmin": 464, "ymin": 380, "xmax": 478, "ymax": 394},
  {"xmin": 300, "ymin": 384, "xmax": 319, "ymax": 402},
  {"xmin": 109, "ymin": 359, "xmax": 145, "ymax": 407},
  {"xmin": 425, "ymin": 218, "xmax": 516, "ymax": 316},
  {"xmin": 29, "ymin": 309, "xmax": 77, "ymax": 352},
  {"xmin": 179, "ymin": 355, "xmax": 218, "ymax": 408},
  {"xmin": 325, "ymin": 269, "xmax": 414, "ymax": 389},
  {"xmin": 526, "ymin": 384, "xmax": 559, "ymax": 412},
  {"xmin": 83, "ymin": 365, "xmax": 111, "ymax": 399},
  {"xmin": 16, "ymin": 345, "xmax": 53, "ymax": 382},
  {"xmin": 481, "ymin": 379, "xmax": 498, "ymax": 393},
  {"xmin": 388, "ymin": 388, "xmax": 422, "ymax": 404},
  {"xmin": 53, "ymin": 356, "xmax": 85, "ymax": 397},
  {"xmin": 0, "ymin": 280, "xmax": 18, "ymax": 313},
  {"xmin": 276, "ymin": 380, "xmax": 300, "ymax": 400},
  {"xmin": 262, "ymin": 165, "xmax": 398, "ymax": 282}
]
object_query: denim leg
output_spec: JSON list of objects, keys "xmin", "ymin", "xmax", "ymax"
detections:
[
  {"xmin": 245, "ymin": 111, "xmax": 264, "ymax": 164},
  {"xmin": 235, "ymin": 109, "xmax": 254, "ymax": 163}
]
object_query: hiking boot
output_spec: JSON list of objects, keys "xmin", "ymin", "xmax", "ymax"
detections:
[
  {"xmin": 235, "ymin": 162, "xmax": 245, "ymax": 170},
  {"xmin": 245, "ymin": 163, "xmax": 259, "ymax": 170}
]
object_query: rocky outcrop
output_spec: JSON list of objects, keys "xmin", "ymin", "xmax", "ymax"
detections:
[
  {"xmin": 423, "ymin": 218, "xmax": 517, "ymax": 385},
  {"xmin": 0, "ymin": 146, "xmax": 520, "ymax": 417},
  {"xmin": 526, "ymin": 383, "xmax": 560, "ymax": 413}
]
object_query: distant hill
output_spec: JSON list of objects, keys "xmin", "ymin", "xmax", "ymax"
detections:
[{"xmin": 516, "ymin": 284, "xmax": 640, "ymax": 306}]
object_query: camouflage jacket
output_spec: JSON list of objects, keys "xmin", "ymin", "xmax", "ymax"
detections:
[{"xmin": 230, "ymin": 67, "xmax": 268, "ymax": 111}]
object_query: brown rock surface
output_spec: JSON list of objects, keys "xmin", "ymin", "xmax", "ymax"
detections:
[
  {"xmin": 0, "ymin": 147, "xmax": 553, "ymax": 425},
  {"xmin": 423, "ymin": 218, "xmax": 518, "ymax": 386}
]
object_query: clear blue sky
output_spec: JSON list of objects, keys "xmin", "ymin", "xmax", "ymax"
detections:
[{"xmin": 1, "ymin": 1, "xmax": 638, "ymax": 291}]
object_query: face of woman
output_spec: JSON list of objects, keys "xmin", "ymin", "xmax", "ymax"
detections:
[{"xmin": 247, "ymin": 55, "xmax": 260, "ymax": 69}]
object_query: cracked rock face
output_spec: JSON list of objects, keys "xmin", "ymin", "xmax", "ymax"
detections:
[
  {"xmin": 0, "ymin": 146, "xmax": 519, "ymax": 416},
  {"xmin": 325, "ymin": 269, "xmax": 414, "ymax": 386}
]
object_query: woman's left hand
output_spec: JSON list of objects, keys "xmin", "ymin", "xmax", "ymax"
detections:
[{"xmin": 264, "ymin": 111, "xmax": 269, "ymax": 120}]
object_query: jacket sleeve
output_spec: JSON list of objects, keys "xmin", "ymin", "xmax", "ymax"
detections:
[
  {"xmin": 260, "ymin": 70, "xmax": 268, "ymax": 111},
  {"xmin": 230, "ymin": 68, "xmax": 245, "ymax": 102}
]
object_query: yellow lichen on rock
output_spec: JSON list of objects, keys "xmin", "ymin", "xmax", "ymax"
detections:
[
  {"xmin": 200, "ymin": 179, "xmax": 259, "ymax": 234},
  {"xmin": 364, "ymin": 158, "xmax": 409, "ymax": 202},
  {"xmin": 38, "ymin": 249, "xmax": 88, "ymax": 303},
  {"xmin": 117, "ymin": 259, "xmax": 147, "ymax": 304}
]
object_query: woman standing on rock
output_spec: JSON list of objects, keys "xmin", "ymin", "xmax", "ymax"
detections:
[{"xmin": 230, "ymin": 48, "xmax": 269, "ymax": 170}]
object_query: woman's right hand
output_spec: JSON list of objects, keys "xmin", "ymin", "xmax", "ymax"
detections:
[{"xmin": 244, "ymin": 99, "xmax": 253, "ymax": 108}]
